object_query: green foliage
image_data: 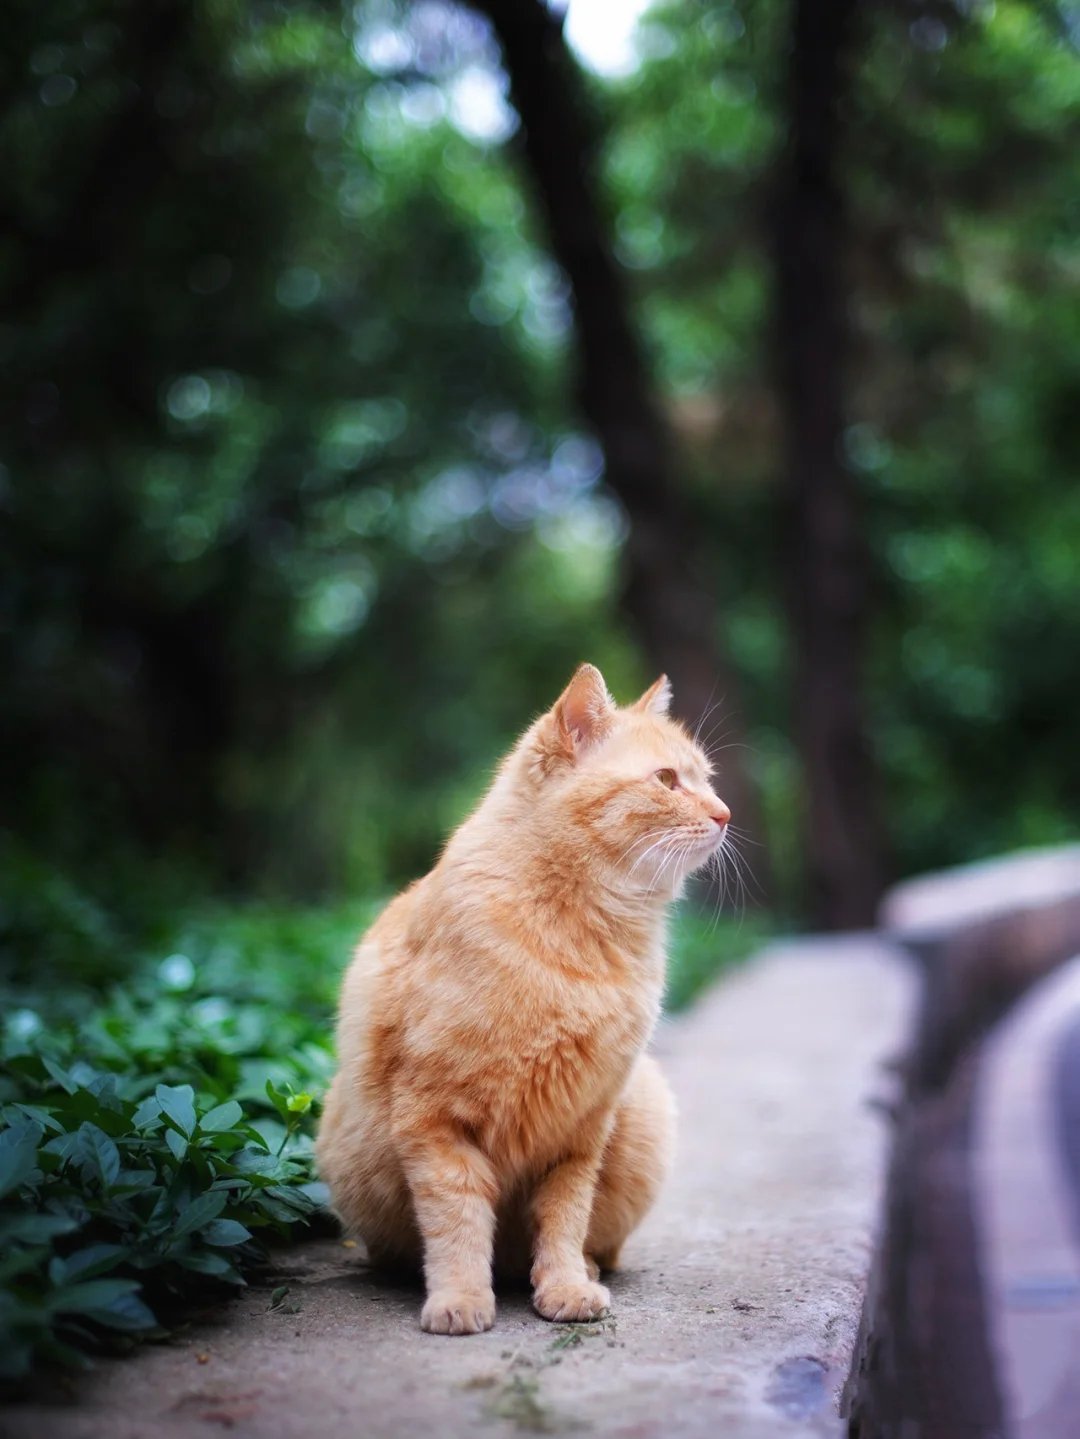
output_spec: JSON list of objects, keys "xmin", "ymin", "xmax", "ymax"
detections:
[
  {"xmin": 0, "ymin": 895, "xmax": 368, "ymax": 1381},
  {"xmin": 665, "ymin": 907, "xmax": 771, "ymax": 1014},
  {"xmin": 0, "ymin": 0, "xmax": 630, "ymax": 901},
  {"xmin": 5, "ymin": 0, "xmax": 1078, "ymax": 910},
  {"xmin": 844, "ymin": 0, "xmax": 1080, "ymax": 874}
]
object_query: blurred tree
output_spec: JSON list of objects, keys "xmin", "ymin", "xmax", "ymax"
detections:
[
  {"xmin": 772, "ymin": 0, "xmax": 885, "ymax": 926},
  {"xmin": 849, "ymin": 0, "xmax": 1080, "ymax": 876},
  {"xmin": 2, "ymin": 0, "xmax": 1078, "ymax": 932}
]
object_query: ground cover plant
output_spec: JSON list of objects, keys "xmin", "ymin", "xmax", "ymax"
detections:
[{"xmin": 0, "ymin": 897, "xmax": 363, "ymax": 1380}]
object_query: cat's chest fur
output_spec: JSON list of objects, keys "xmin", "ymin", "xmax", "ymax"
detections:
[
  {"xmin": 490, "ymin": 990, "xmax": 656, "ymax": 1170},
  {"xmin": 377, "ymin": 879, "xmax": 667, "ymax": 1174},
  {"xmin": 435, "ymin": 943, "xmax": 662, "ymax": 1173}
]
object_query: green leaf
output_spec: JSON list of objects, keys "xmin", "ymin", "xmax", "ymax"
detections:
[
  {"xmin": 1, "ymin": 1104, "xmax": 54, "ymax": 1136},
  {"xmin": 230, "ymin": 1148, "xmax": 284, "ymax": 1178},
  {"xmin": 299, "ymin": 1179, "xmax": 330, "ymax": 1209},
  {"xmin": 86, "ymin": 1290, "xmax": 159, "ymax": 1334},
  {"xmin": 0, "ymin": 1211, "xmax": 79, "ymax": 1245},
  {"xmin": 251, "ymin": 1190, "xmax": 302, "ymax": 1223},
  {"xmin": 76, "ymin": 1122, "xmax": 121, "ymax": 1189},
  {"xmin": 264, "ymin": 1079, "xmax": 290, "ymax": 1119},
  {"xmin": 239, "ymin": 1122, "xmax": 273, "ymax": 1153},
  {"xmin": 201, "ymin": 1218, "xmax": 252, "ymax": 1248},
  {"xmin": 37, "ymin": 1335, "xmax": 93, "ymax": 1371},
  {"xmin": 199, "ymin": 1100, "xmax": 243, "ymax": 1133},
  {"xmin": 264, "ymin": 1183, "xmax": 315, "ymax": 1216},
  {"xmin": 0, "ymin": 1117, "xmax": 43, "ymax": 1147},
  {"xmin": 179, "ymin": 1249, "xmax": 237, "ymax": 1279},
  {"xmin": 43, "ymin": 1129, "xmax": 83, "ymax": 1164},
  {"xmin": 50, "ymin": 1095, "xmax": 130, "ymax": 1138},
  {"xmin": 131, "ymin": 1095, "xmax": 162, "ymax": 1129},
  {"xmin": 285, "ymin": 1092, "xmax": 312, "ymax": 1114},
  {"xmin": 165, "ymin": 1127, "xmax": 188, "ymax": 1162},
  {"xmin": 112, "ymin": 1167, "xmax": 156, "ymax": 1192},
  {"xmin": 155, "ymin": 1083, "xmax": 196, "ymax": 1137},
  {"xmin": 49, "ymin": 1277, "xmax": 142, "ymax": 1316},
  {"xmin": 0, "ymin": 1132, "xmax": 38, "ymax": 1199},
  {"xmin": 42, "ymin": 1057, "xmax": 78, "ymax": 1095},
  {"xmin": 0, "ymin": 1245, "xmax": 52, "ymax": 1283},
  {"xmin": 171, "ymin": 1189, "xmax": 228, "ymax": 1240},
  {"xmin": 53, "ymin": 1244, "xmax": 128, "ymax": 1282}
]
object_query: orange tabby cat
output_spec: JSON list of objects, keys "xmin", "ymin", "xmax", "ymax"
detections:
[{"xmin": 316, "ymin": 663, "xmax": 731, "ymax": 1335}]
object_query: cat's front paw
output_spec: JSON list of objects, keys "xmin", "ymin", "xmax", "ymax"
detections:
[
  {"xmin": 420, "ymin": 1288, "xmax": 496, "ymax": 1335},
  {"xmin": 533, "ymin": 1278, "xmax": 611, "ymax": 1323}
]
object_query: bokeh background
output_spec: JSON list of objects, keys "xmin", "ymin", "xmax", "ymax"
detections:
[{"xmin": 3, "ymin": 0, "xmax": 1080, "ymax": 975}]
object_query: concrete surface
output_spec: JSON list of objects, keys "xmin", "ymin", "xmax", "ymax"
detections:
[
  {"xmin": 1, "ymin": 936, "xmax": 913, "ymax": 1439},
  {"xmin": 882, "ymin": 843, "xmax": 1080, "ymax": 943}
]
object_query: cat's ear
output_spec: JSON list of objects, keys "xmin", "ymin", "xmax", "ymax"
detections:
[
  {"xmin": 632, "ymin": 674, "xmax": 672, "ymax": 717},
  {"xmin": 554, "ymin": 663, "xmax": 615, "ymax": 753}
]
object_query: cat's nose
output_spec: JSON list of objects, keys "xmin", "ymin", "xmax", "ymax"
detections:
[{"xmin": 709, "ymin": 800, "xmax": 731, "ymax": 827}]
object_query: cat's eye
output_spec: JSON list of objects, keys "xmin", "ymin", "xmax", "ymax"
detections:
[{"xmin": 655, "ymin": 768, "xmax": 678, "ymax": 790}]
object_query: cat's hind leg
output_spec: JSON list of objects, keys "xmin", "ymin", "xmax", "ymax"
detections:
[
  {"xmin": 315, "ymin": 1075, "xmax": 422, "ymax": 1270},
  {"xmin": 586, "ymin": 1054, "xmax": 676, "ymax": 1272}
]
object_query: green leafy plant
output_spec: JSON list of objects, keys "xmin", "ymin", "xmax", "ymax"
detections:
[
  {"xmin": 0, "ymin": 1039, "xmax": 325, "ymax": 1380},
  {"xmin": 665, "ymin": 908, "xmax": 772, "ymax": 1014},
  {"xmin": 0, "ymin": 901, "xmax": 359, "ymax": 1382}
]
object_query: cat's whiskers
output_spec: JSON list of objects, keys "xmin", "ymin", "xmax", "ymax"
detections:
[
  {"xmin": 626, "ymin": 832, "xmax": 679, "ymax": 884},
  {"xmin": 704, "ymin": 850, "xmax": 728, "ymax": 935},
  {"xmin": 617, "ymin": 827, "xmax": 673, "ymax": 870},
  {"xmin": 724, "ymin": 830, "xmax": 761, "ymax": 906},
  {"xmin": 646, "ymin": 842, "xmax": 676, "ymax": 891},
  {"xmin": 708, "ymin": 845, "xmax": 737, "ymax": 927},
  {"xmin": 694, "ymin": 822, "xmax": 752, "ymax": 932},
  {"xmin": 698, "ymin": 715, "xmax": 736, "ymax": 756},
  {"xmin": 721, "ymin": 832, "xmax": 757, "ymax": 924},
  {"xmin": 691, "ymin": 688, "xmax": 724, "ymax": 748},
  {"xmin": 646, "ymin": 833, "xmax": 696, "ymax": 896}
]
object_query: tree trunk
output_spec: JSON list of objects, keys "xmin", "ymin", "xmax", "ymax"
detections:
[
  {"xmin": 772, "ymin": 0, "xmax": 886, "ymax": 927},
  {"xmin": 466, "ymin": 0, "xmax": 771, "ymax": 895}
]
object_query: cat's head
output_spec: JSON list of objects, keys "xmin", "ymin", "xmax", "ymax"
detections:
[{"xmin": 524, "ymin": 663, "xmax": 731, "ymax": 897}]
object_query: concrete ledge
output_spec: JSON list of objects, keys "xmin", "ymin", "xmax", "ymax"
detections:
[
  {"xmin": 847, "ymin": 845, "xmax": 1080, "ymax": 1437},
  {"xmin": 883, "ymin": 844, "xmax": 1080, "ymax": 945},
  {"xmin": 882, "ymin": 846, "xmax": 1080, "ymax": 1095},
  {"xmin": 4, "ymin": 937, "xmax": 914, "ymax": 1439}
]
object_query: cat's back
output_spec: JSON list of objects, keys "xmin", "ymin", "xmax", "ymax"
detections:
[{"xmin": 334, "ymin": 877, "xmax": 426, "ymax": 1061}]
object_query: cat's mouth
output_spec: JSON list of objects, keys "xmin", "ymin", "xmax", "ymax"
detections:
[{"xmin": 690, "ymin": 826, "xmax": 728, "ymax": 864}]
